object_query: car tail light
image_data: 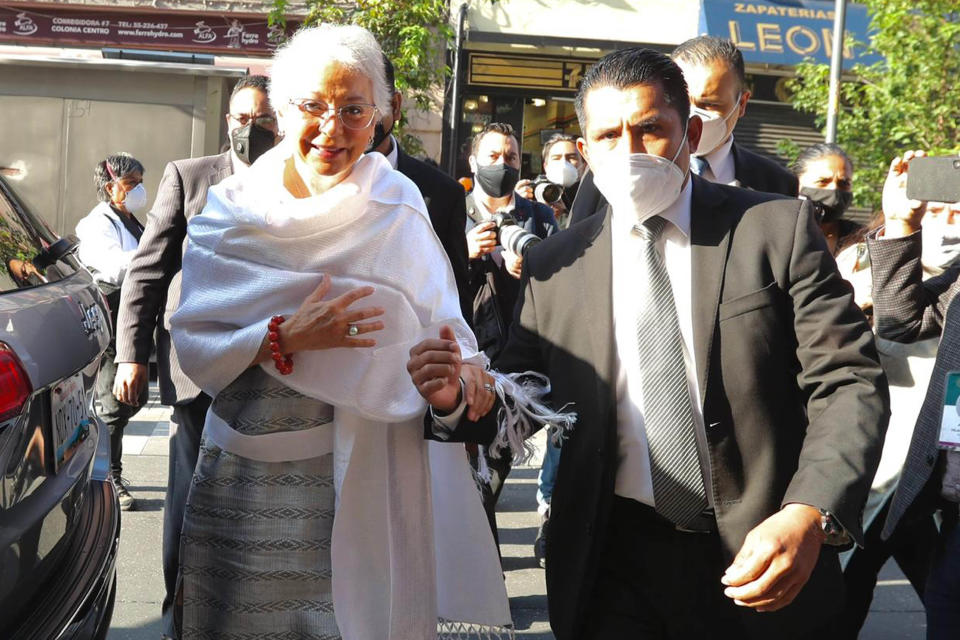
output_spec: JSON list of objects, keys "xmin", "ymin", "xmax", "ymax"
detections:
[{"xmin": 0, "ymin": 342, "xmax": 32, "ymax": 422}]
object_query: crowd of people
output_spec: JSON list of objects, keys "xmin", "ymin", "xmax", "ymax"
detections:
[{"xmin": 72, "ymin": 23, "xmax": 959, "ymax": 640}]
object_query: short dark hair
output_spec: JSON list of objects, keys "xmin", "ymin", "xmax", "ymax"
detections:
[
  {"xmin": 672, "ymin": 36, "xmax": 747, "ymax": 92},
  {"xmin": 575, "ymin": 47, "xmax": 690, "ymax": 130},
  {"xmin": 94, "ymin": 153, "xmax": 145, "ymax": 202},
  {"xmin": 229, "ymin": 74, "xmax": 270, "ymax": 104},
  {"xmin": 792, "ymin": 142, "xmax": 854, "ymax": 177},
  {"xmin": 541, "ymin": 133, "xmax": 578, "ymax": 165},
  {"xmin": 471, "ymin": 122, "xmax": 519, "ymax": 157},
  {"xmin": 383, "ymin": 54, "xmax": 396, "ymax": 93}
]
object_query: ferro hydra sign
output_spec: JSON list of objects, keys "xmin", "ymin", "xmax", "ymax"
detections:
[{"xmin": 0, "ymin": 4, "xmax": 299, "ymax": 54}]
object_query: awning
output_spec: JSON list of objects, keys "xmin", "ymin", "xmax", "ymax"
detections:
[{"xmin": 699, "ymin": 0, "xmax": 880, "ymax": 69}]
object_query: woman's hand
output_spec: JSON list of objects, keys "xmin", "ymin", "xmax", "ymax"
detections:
[
  {"xmin": 281, "ymin": 274, "xmax": 385, "ymax": 352},
  {"xmin": 881, "ymin": 150, "xmax": 927, "ymax": 238}
]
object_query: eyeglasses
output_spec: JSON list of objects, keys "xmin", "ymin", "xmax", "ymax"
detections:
[
  {"xmin": 289, "ymin": 99, "xmax": 378, "ymax": 130},
  {"xmin": 228, "ymin": 113, "xmax": 277, "ymax": 128}
]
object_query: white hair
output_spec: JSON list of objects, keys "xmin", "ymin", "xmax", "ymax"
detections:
[{"xmin": 269, "ymin": 24, "xmax": 391, "ymax": 119}]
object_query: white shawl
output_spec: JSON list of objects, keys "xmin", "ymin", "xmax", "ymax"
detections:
[{"xmin": 171, "ymin": 147, "xmax": 512, "ymax": 638}]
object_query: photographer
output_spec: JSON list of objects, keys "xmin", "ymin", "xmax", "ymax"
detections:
[
  {"xmin": 868, "ymin": 150, "xmax": 960, "ymax": 639},
  {"xmin": 465, "ymin": 122, "xmax": 557, "ymax": 552},
  {"xmin": 516, "ymin": 133, "xmax": 586, "ymax": 229},
  {"xmin": 466, "ymin": 122, "xmax": 558, "ymax": 360}
]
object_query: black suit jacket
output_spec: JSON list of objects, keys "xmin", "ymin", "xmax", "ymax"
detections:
[
  {"xmin": 570, "ymin": 141, "xmax": 799, "ymax": 225},
  {"xmin": 396, "ymin": 149, "xmax": 472, "ymax": 323},
  {"xmin": 868, "ymin": 231, "xmax": 960, "ymax": 538},
  {"xmin": 440, "ymin": 177, "xmax": 888, "ymax": 639},
  {"xmin": 115, "ymin": 152, "xmax": 232, "ymax": 405}
]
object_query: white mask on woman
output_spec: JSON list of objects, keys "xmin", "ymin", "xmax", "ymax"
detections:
[
  {"xmin": 690, "ymin": 93, "xmax": 740, "ymax": 156},
  {"xmin": 121, "ymin": 183, "xmax": 148, "ymax": 214},
  {"xmin": 590, "ymin": 122, "xmax": 689, "ymax": 226}
]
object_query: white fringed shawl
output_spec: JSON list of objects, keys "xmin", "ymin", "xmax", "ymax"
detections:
[{"xmin": 170, "ymin": 147, "xmax": 512, "ymax": 639}]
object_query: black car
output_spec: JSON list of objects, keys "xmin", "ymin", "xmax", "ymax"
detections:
[{"xmin": 0, "ymin": 172, "xmax": 119, "ymax": 639}]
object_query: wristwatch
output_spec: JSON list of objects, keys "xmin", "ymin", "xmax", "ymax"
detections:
[{"xmin": 819, "ymin": 509, "xmax": 850, "ymax": 546}]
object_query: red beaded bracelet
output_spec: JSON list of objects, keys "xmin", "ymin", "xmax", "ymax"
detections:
[{"xmin": 268, "ymin": 315, "xmax": 293, "ymax": 375}]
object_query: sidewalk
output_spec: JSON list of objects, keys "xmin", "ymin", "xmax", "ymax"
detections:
[{"xmin": 107, "ymin": 386, "xmax": 924, "ymax": 639}]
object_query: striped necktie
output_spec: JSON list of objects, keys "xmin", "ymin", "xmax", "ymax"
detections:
[
  {"xmin": 633, "ymin": 216, "xmax": 709, "ymax": 526},
  {"xmin": 690, "ymin": 155, "xmax": 710, "ymax": 178}
]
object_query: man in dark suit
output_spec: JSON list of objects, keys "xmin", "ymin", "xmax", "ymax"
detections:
[
  {"xmin": 370, "ymin": 57, "xmax": 472, "ymax": 322},
  {"xmin": 111, "ymin": 75, "xmax": 277, "ymax": 639},
  {"xmin": 408, "ymin": 48, "xmax": 887, "ymax": 639},
  {"xmin": 570, "ymin": 36, "xmax": 798, "ymax": 226},
  {"xmin": 868, "ymin": 150, "xmax": 960, "ymax": 639}
]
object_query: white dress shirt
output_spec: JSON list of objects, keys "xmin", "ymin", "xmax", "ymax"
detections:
[
  {"xmin": 384, "ymin": 134, "xmax": 400, "ymax": 170},
  {"xmin": 75, "ymin": 201, "xmax": 140, "ymax": 286},
  {"xmin": 610, "ymin": 179, "xmax": 712, "ymax": 507},
  {"xmin": 695, "ymin": 134, "xmax": 739, "ymax": 187}
]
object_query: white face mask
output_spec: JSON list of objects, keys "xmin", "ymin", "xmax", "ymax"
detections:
[
  {"xmin": 119, "ymin": 183, "xmax": 147, "ymax": 214},
  {"xmin": 545, "ymin": 160, "xmax": 580, "ymax": 188},
  {"xmin": 590, "ymin": 122, "xmax": 689, "ymax": 226},
  {"xmin": 690, "ymin": 93, "xmax": 740, "ymax": 157},
  {"xmin": 921, "ymin": 206, "xmax": 960, "ymax": 269}
]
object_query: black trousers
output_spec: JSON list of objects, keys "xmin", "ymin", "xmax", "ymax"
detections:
[
  {"xmin": 580, "ymin": 496, "xmax": 745, "ymax": 639},
  {"xmin": 95, "ymin": 339, "xmax": 147, "ymax": 477},
  {"xmin": 161, "ymin": 393, "xmax": 211, "ymax": 639},
  {"xmin": 580, "ymin": 496, "xmax": 839, "ymax": 640},
  {"xmin": 840, "ymin": 493, "xmax": 937, "ymax": 638}
]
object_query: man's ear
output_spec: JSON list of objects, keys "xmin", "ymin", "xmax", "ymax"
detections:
[
  {"xmin": 687, "ymin": 114, "xmax": 703, "ymax": 154},
  {"xmin": 576, "ymin": 137, "xmax": 592, "ymax": 171},
  {"xmin": 391, "ymin": 91, "xmax": 402, "ymax": 122},
  {"xmin": 737, "ymin": 90, "xmax": 751, "ymax": 118},
  {"xmin": 468, "ymin": 155, "xmax": 478, "ymax": 175}
]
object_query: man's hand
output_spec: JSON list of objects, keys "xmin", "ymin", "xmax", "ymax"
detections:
[
  {"xmin": 881, "ymin": 150, "xmax": 927, "ymax": 238},
  {"xmin": 460, "ymin": 363, "xmax": 496, "ymax": 422},
  {"xmin": 467, "ymin": 221, "xmax": 498, "ymax": 259},
  {"xmin": 515, "ymin": 178, "xmax": 534, "ymax": 200},
  {"xmin": 721, "ymin": 504, "xmax": 825, "ymax": 612},
  {"xmin": 504, "ymin": 249, "xmax": 524, "ymax": 279},
  {"xmin": 113, "ymin": 362, "xmax": 147, "ymax": 406},
  {"xmin": 407, "ymin": 325, "xmax": 463, "ymax": 412}
]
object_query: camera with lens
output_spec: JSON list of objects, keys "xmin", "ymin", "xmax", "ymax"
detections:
[
  {"xmin": 491, "ymin": 211, "xmax": 542, "ymax": 256},
  {"xmin": 530, "ymin": 175, "xmax": 564, "ymax": 205}
]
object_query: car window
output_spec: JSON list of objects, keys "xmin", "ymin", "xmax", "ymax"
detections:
[{"xmin": 0, "ymin": 177, "xmax": 80, "ymax": 293}]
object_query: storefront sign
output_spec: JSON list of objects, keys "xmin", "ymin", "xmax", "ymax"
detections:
[
  {"xmin": 0, "ymin": 4, "xmax": 299, "ymax": 54},
  {"xmin": 700, "ymin": 0, "xmax": 880, "ymax": 68},
  {"xmin": 468, "ymin": 53, "xmax": 595, "ymax": 94}
]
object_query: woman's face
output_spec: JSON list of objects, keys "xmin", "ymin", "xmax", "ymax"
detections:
[
  {"xmin": 106, "ymin": 170, "xmax": 143, "ymax": 212},
  {"xmin": 280, "ymin": 61, "xmax": 377, "ymax": 188},
  {"xmin": 798, "ymin": 154, "xmax": 853, "ymax": 192}
]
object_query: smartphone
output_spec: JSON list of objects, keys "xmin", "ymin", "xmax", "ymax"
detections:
[{"xmin": 906, "ymin": 156, "xmax": 960, "ymax": 203}]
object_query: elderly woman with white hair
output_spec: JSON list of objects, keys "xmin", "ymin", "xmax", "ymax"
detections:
[{"xmin": 170, "ymin": 24, "xmax": 516, "ymax": 639}]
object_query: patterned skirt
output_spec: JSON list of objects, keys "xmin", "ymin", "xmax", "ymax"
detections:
[{"xmin": 180, "ymin": 367, "xmax": 341, "ymax": 640}]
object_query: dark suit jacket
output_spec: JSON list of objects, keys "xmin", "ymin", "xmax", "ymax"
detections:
[
  {"xmin": 868, "ymin": 231, "xmax": 960, "ymax": 538},
  {"xmin": 115, "ymin": 152, "xmax": 232, "ymax": 405},
  {"xmin": 441, "ymin": 177, "xmax": 888, "ymax": 639},
  {"xmin": 395, "ymin": 149, "xmax": 472, "ymax": 323},
  {"xmin": 570, "ymin": 141, "xmax": 799, "ymax": 225}
]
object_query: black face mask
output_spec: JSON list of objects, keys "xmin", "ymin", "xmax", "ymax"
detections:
[
  {"xmin": 475, "ymin": 164, "xmax": 520, "ymax": 198},
  {"xmin": 231, "ymin": 123, "xmax": 276, "ymax": 166},
  {"xmin": 800, "ymin": 186, "xmax": 853, "ymax": 223},
  {"xmin": 368, "ymin": 120, "xmax": 394, "ymax": 154}
]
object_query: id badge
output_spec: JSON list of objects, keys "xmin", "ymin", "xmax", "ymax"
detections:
[{"xmin": 939, "ymin": 372, "xmax": 960, "ymax": 451}]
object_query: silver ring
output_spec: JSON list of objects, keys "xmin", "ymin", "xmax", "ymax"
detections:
[
  {"xmin": 483, "ymin": 382, "xmax": 494, "ymax": 392},
  {"xmin": 347, "ymin": 324, "xmax": 359, "ymax": 337}
]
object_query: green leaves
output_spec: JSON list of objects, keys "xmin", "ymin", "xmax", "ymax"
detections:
[{"xmin": 784, "ymin": 0, "xmax": 959, "ymax": 210}]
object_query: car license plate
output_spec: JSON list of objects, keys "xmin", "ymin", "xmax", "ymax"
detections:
[{"xmin": 51, "ymin": 373, "xmax": 90, "ymax": 469}]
